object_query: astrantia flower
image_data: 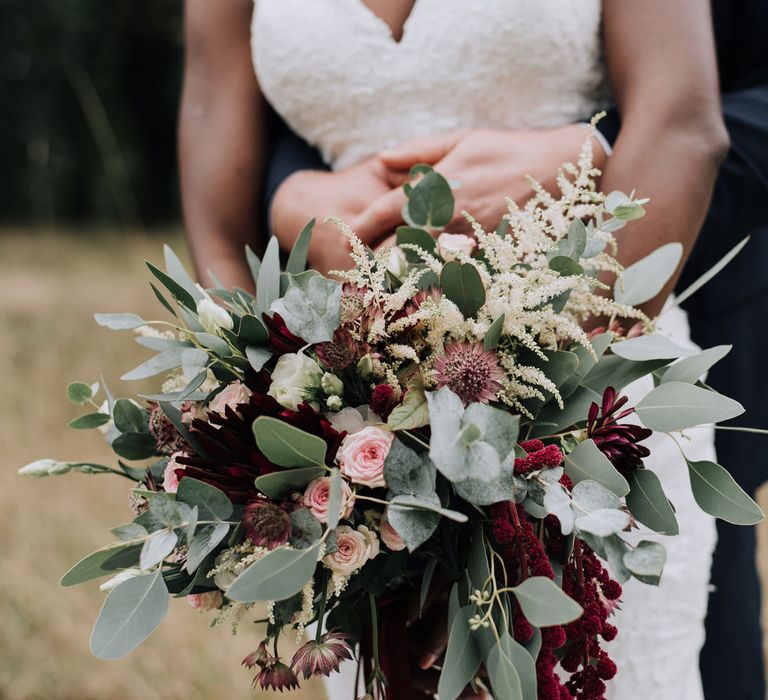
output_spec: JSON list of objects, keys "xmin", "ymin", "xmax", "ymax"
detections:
[
  {"xmin": 243, "ymin": 641, "xmax": 269, "ymax": 669},
  {"xmin": 433, "ymin": 341, "xmax": 505, "ymax": 405},
  {"xmin": 315, "ymin": 328, "xmax": 359, "ymax": 370},
  {"xmin": 241, "ymin": 500, "xmax": 292, "ymax": 549},
  {"xmin": 149, "ymin": 403, "xmax": 187, "ymax": 455},
  {"xmin": 586, "ymin": 386, "xmax": 652, "ymax": 475},
  {"xmin": 252, "ymin": 660, "xmax": 300, "ymax": 692},
  {"xmin": 290, "ymin": 632, "xmax": 354, "ymax": 679}
]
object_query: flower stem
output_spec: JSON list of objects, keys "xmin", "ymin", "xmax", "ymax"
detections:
[{"xmin": 315, "ymin": 570, "xmax": 329, "ymax": 643}]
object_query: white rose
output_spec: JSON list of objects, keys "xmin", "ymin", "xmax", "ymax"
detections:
[
  {"xmin": 268, "ymin": 353, "xmax": 324, "ymax": 411},
  {"xmin": 437, "ymin": 232, "xmax": 477, "ymax": 261},
  {"xmin": 196, "ymin": 288, "xmax": 234, "ymax": 335},
  {"xmin": 386, "ymin": 247, "xmax": 408, "ymax": 278}
]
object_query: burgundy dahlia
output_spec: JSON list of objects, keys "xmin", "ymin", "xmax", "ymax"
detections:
[
  {"xmin": 433, "ymin": 341, "xmax": 505, "ymax": 405},
  {"xmin": 586, "ymin": 387, "xmax": 652, "ymax": 476},
  {"xmin": 241, "ymin": 500, "xmax": 292, "ymax": 549},
  {"xmin": 263, "ymin": 312, "xmax": 306, "ymax": 354},
  {"xmin": 290, "ymin": 632, "xmax": 354, "ymax": 679},
  {"xmin": 370, "ymin": 384, "xmax": 397, "ymax": 421}
]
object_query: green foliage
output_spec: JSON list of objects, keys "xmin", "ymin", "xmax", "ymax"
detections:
[
  {"xmin": 614, "ymin": 242, "xmax": 682, "ymax": 307},
  {"xmin": 405, "ymin": 166, "xmax": 454, "ymax": 229},
  {"xmin": 111, "ymin": 432, "xmax": 156, "ymax": 460},
  {"xmin": 439, "ymin": 261, "xmax": 486, "ymax": 318},
  {"xmin": 661, "ymin": 345, "xmax": 731, "ymax": 384},
  {"xmin": 69, "ymin": 412, "xmax": 111, "ymax": 429},
  {"xmin": 437, "ymin": 606, "xmax": 482, "ymax": 700},
  {"xmin": 622, "ymin": 540, "xmax": 666, "ymax": 585},
  {"xmin": 383, "ymin": 438, "xmax": 436, "ymax": 497},
  {"xmin": 687, "ymin": 459, "xmax": 764, "ymax": 525},
  {"xmin": 564, "ymin": 439, "xmax": 629, "ymax": 497},
  {"xmin": 175, "ymin": 477, "xmax": 232, "ymax": 522},
  {"xmin": 67, "ymin": 381, "xmax": 94, "ymax": 404},
  {"xmin": 60, "ymin": 541, "xmax": 142, "ymax": 586},
  {"xmin": 483, "ymin": 313, "xmax": 505, "ymax": 350},
  {"xmin": 254, "ymin": 466, "xmax": 325, "ymax": 499},
  {"xmin": 269, "ymin": 270, "xmax": 342, "ymax": 344},
  {"xmin": 626, "ymin": 470, "xmax": 679, "ymax": 535},
  {"xmin": 635, "ymin": 382, "xmax": 744, "ymax": 431},
  {"xmin": 288, "ymin": 508, "xmax": 322, "ymax": 549},
  {"xmin": 611, "ymin": 334, "xmax": 695, "ymax": 361},
  {"xmin": 326, "ymin": 468, "xmax": 343, "ymax": 530},
  {"xmin": 252, "ymin": 416, "xmax": 329, "ymax": 468},
  {"xmin": 285, "ymin": 219, "xmax": 315, "ymax": 274},
  {"xmin": 512, "ymin": 576, "xmax": 583, "ymax": 626}
]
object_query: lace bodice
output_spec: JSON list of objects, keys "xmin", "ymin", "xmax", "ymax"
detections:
[{"xmin": 251, "ymin": 0, "xmax": 608, "ymax": 169}]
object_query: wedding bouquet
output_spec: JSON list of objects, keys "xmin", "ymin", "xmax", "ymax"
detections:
[{"xmin": 21, "ymin": 139, "xmax": 763, "ymax": 700}]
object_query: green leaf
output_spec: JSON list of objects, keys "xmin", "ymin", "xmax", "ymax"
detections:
[
  {"xmin": 289, "ymin": 508, "xmax": 323, "ymax": 549},
  {"xmin": 61, "ymin": 542, "xmax": 143, "ymax": 586},
  {"xmin": 581, "ymin": 356, "xmax": 668, "ymax": 396},
  {"xmin": 226, "ymin": 544, "xmax": 320, "ymax": 602},
  {"xmin": 622, "ymin": 540, "xmax": 667, "ymax": 585},
  {"xmin": 163, "ymin": 245, "xmax": 204, "ymax": 303},
  {"xmin": 626, "ymin": 470, "xmax": 679, "ymax": 535},
  {"xmin": 256, "ymin": 237, "xmax": 281, "ymax": 313},
  {"xmin": 121, "ymin": 347, "xmax": 183, "ymax": 381},
  {"xmin": 146, "ymin": 261, "xmax": 197, "ymax": 310},
  {"xmin": 675, "ymin": 236, "xmax": 750, "ymax": 306},
  {"xmin": 254, "ymin": 466, "xmax": 325, "ymax": 499},
  {"xmin": 437, "ymin": 606, "xmax": 482, "ymax": 700},
  {"xmin": 549, "ymin": 256, "xmax": 583, "ymax": 276},
  {"xmin": 687, "ymin": 459, "xmax": 764, "ymax": 525},
  {"xmin": 386, "ymin": 385, "xmax": 429, "ymax": 430},
  {"xmin": 69, "ymin": 412, "xmax": 111, "ymax": 430},
  {"xmin": 387, "ymin": 498, "xmax": 440, "ymax": 552},
  {"xmin": 186, "ymin": 522, "xmax": 230, "ymax": 573},
  {"xmin": 389, "ymin": 493, "xmax": 468, "ymax": 522},
  {"xmin": 94, "ymin": 313, "xmax": 147, "ymax": 330},
  {"xmin": 140, "ymin": 529, "xmax": 178, "ymax": 570},
  {"xmin": 111, "ymin": 432, "xmax": 157, "ymax": 461},
  {"xmin": 419, "ymin": 558, "xmax": 438, "ymax": 615},
  {"xmin": 611, "ymin": 334, "xmax": 696, "ymax": 361},
  {"xmin": 238, "ymin": 314, "xmax": 269, "ymax": 345},
  {"xmin": 383, "ymin": 438, "xmax": 436, "ymax": 497},
  {"xmin": 181, "ymin": 348, "xmax": 208, "ymax": 379},
  {"xmin": 487, "ymin": 635, "xmax": 524, "ymax": 700},
  {"xmin": 326, "ymin": 468, "xmax": 344, "ymax": 530},
  {"xmin": 252, "ymin": 416, "xmax": 328, "ymax": 467},
  {"xmin": 270, "ymin": 270, "xmax": 342, "ymax": 344},
  {"xmin": 564, "ymin": 439, "xmax": 629, "ymax": 497},
  {"xmin": 635, "ymin": 382, "xmax": 744, "ymax": 431},
  {"xmin": 175, "ymin": 478, "xmax": 233, "ymax": 521},
  {"xmin": 67, "ymin": 381, "xmax": 94, "ymax": 404},
  {"xmin": 112, "ymin": 523, "xmax": 148, "ymax": 541},
  {"xmin": 193, "ymin": 332, "xmax": 230, "ymax": 356},
  {"xmin": 602, "ymin": 534, "xmax": 632, "ymax": 583},
  {"xmin": 661, "ymin": 345, "xmax": 731, "ymax": 384},
  {"xmin": 554, "ymin": 219, "xmax": 588, "ymax": 260},
  {"xmin": 614, "ymin": 243, "xmax": 682, "ymax": 306},
  {"xmin": 286, "ymin": 219, "xmax": 315, "ymax": 274},
  {"xmin": 113, "ymin": 399, "xmax": 146, "ymax": 433},
  {"xmin": 530, "ymin": 385, "xmax": 602, "ymax": 437},
  {"xmin": 440, "ymin": 261, "xmax": 486, "ymax": 318},
  {"xmin": 407, "ymin": 168, "xmax": 455, "ymax": 229},
  {"xmin": 148, "ymin": 494, "xmax": 182, "ymax": 528},
  {"xmin": 90, "ymin": 568, "xmax": 168, "ymax": 659},
  {"xmin": 512, "ymin": 576, "xmax": 583, "ymax": 626},
  {"xmin": 245, "ymin": 345, "xmax": 273, "ymax": 372},
  {"xmin": 483, "ymin": 313, "xmax": 505, "ymax": 350},
  {"xmin": 396, "ymin": 225, "xmax": 437, "ymax": 263},
  {"xmin": 150, "ymin": 283, "xmax": 177, "ymax": 317},
  {"xmin": 245, "ymin": 244, "xmax": 262, "ymax": 286}
]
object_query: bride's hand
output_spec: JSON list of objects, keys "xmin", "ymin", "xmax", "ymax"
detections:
[
  {"xmin": 356, "ymin": 124, "xmax": 609, "ymax": 238},
  {"xmin": 270, "ymin": 157, "xmax": 393, "ymax": 274}
]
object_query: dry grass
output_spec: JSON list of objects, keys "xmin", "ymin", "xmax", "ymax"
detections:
[
  {"xmin": 1, "ymin": 228, "xmax": 766, "ymax": 699},
  {"xmin": 0, "ymin": 229, "xmax": 319, "ymax": 700}
]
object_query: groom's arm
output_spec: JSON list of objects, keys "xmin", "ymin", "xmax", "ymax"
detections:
[{"xmin": 179, "ymin": 0, "xmax": 266, "ymax": 290}]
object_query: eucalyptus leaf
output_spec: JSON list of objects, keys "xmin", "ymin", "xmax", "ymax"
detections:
[
  {"xmin": 245, "ymin": 345, "xmax": 273, "ymax": 372},
  {"xmin": 61, "ymin": 542, "xmax": 143, "ymax": 586},
  {"xmin": 549, "ymin": 256, "xmax": 583, "ymax": 276},
  {"xmin": 238, "ymin": 314, "xmax": 269, "ymax": 345},
  {"xmin": 512, "ymin": 576, "xmax": 583, "ymax": 626},
  {"xmin": 121, "ymin": 348, "xmax": 183, "ymax": 381},
  {"xmin": 389, "ymin": 493, "xmax": 468, "ymax": 522},
  {"xmin": 175, "ymin": 478, "xmax": 233, "ymax": 521},
  {"xmin": 289, "ymin": 508, "xmax": 323, "ymax": 549},
  {"xmin": 326, "ymin": 468, "xmax": 344, "ymax": 530},
  {"xmin": 386, "ymin": 385, "xmax": 429, "ymax": 430},
  {"xmin": 94, "ymin": 313, "xmax": 147, "ymax": 330},
  {"xmin": 186, "ymin": 522, "xmax": 229, "ymax": 573},
  {"xmin": 113, "ymin": 399, "xmax": 146, "ymax": 433},
  {"xmin": 440, "ymin": 261, "xmax": 486, "ymax": 318},
  {"xmin": 396, "ymin": 225, "xmax": 437, "ymax": 262},
  {"xmin": 163, "ymin": 245, "xmax": 203, "ymax": 303},
  {"xmin": 112, "ymin": 523, "xmax": 148, "ymax": 541},
  {"xmin": 407, "ymin": 169, "xmax": 455, "ymax": 229},
  {"xmin": 635, "ymin": 382, "xmax": 744, "ymax": 431},
  {"xmin": 181, "ymin": 348, "xmax": 209, "ymax": 380},
  {"xmin": 245, "ymin": 244, "xmax": 261, "ymax": 286},
  {"xmin": 575, "ymin": 509, "xmax": 630, "ymax": 537},
  {"xmin": 90, "ymin": 568, "xmax": 168, "ymax": 659},
  {"xmin": 254, "ymin": 466, "xmax": 325, "ymax": 499},
  {"xmin": 614, "ymin": 243, "xmax": 682, "ymax": 306},
  {"xmin": 193, "ymin": 332, "xmax": 230, "ymax": 356},
  {"xmin": 487, "ymin": 635, "xmax": 524, "ymax": 700},
  {"xmin": 226, "ymin": 544, "xmax": 320, "ymax": 602},
  {"xmin": 140, "ymin": 529, "xmax": 178, "ymax": 570},
  {"xmin": 387, "ymin": 500, "xmax": 440, "ymax": 551},
  {"xmin": 483, "ymin": 313, "xmax": 505, "ymax": 350},
  {"xmin": 687, "ymin": 459, "xmax": 764, "ymax": 525},
  {"xmin": 675, "ymin": 236, "xmax": 750, "ymax": 306},
  {"xmin": 626, "ymin": 470, "xmax": 679, "ymax": 535},
  {"xmin": 622, "ymin": 540, "xmax": 666, "ymax": 585},
  {"xmin": 111, "ymin": 432, "xmax": 157, "ymax": 461},
  {"xmin": 270, "ymin": 270, "xmax": 341, "ymax": 344},
  {"xmin": 67, "ymin": 381, "xmax": 94, "ymax": 404},
  {"xmin": 286, "ymin": 219, "xmax": 314, "ymax": 274},
  {"xmin": 611, "ymin": 334, "xmax": 696, "ymax": 361},
  {"xmin": 69, "ymin": 412, "xmax": 111, "ymax": 430},
  {"xmin": 256, "ymin": 237, "xmax": 281, "ymax": 313},
  {"xmin": 384, "ymin": 438, "xmax": 436, "ymax": 497},
  {"xmin": 564, "ymin": 440, "xmax": 629, "ymax": 497},
  {"xmin": 662, "ymin": 345, "xmax": 731, "ymax": 384},
  {"xmin": 146, "ymin": 262, "xmax": 197, "ymax": 310},
  {"xmin": 437, "ymin": 606, "xmax": 482, "ymax": 700},
  {"xmin": 252, "ymin": 416, "xmax": 328, "ymax": 467}
]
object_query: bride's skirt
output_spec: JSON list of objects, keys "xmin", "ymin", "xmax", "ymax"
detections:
[{"xmin": 323, "ymin": 305, "xmax": 717, "ymax": 700}]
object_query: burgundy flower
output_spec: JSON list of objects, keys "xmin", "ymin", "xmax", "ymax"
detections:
[
  {"xmin": 290, "ymin": 632, "xmax": 354, "ymax": 679},
  {"xmin": 433, "ymin": 341, "xmax": 505, "ymax": 405},
  {"xmin": 586, "ymin": 387, "xmax": 652, "ymax": 476},
  {"xmin": 514, "ymin": 439, "xmax": 564, "ymax": 476},
  {"xmin": 315, "ymin": 327, "xmax": 358, "ymax": 370},
  {"xmin": 263, "ymin": 312, "xmax": 306, "ymax": 354},
  {"xmin": 242, "ymin": 500, "xmax": 292, "ymax": 549},
  {"xmin": 148, "ymin": 403, "xmax": 186, "ymax": 455},
  {"xmin": 370, "ymin": 384, "xmax": 397, "ymax": 421},
  {"xmin": 252, "ymin": 660, "xmax": 300, "ymax": 692},
  {"xmin": 242, "ymin": 641, "xmax": 269, "ymax": 669}
]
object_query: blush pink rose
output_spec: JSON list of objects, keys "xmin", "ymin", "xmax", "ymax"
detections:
[
  {"xmin": 162, "ymin": 452, "xmax": 185, "ymax": 493},
  {"xmin": 338, "ymin": 426, "xmax": 394, "ymax": 488},
  {"xmin": 187, "ymin": 590, "xmax": 223, "ymax": 611},
  {"xmin": 437, "ymin": 232, "xmax": 477, "ymax": 261},
  {"xmin": 379, "ymin": 511, "xmax": 406, "ymax": 552},
  {"xmin": 208, "ymin": 381, "xmax": 252, "ymax": 418},
  {"xmin": 302, "ymin": 477, "xmax": 354, "ymax": 524},
  {"xmin": 323, "ymin": 525, "xmax": 379, "ymax": 576}
]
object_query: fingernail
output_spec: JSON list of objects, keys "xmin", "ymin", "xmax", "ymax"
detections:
[{"xmin": 420, "ymin": 653, "xmax": 437, "ymax": 670}]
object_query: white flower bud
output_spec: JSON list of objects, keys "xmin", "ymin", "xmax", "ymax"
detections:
[
  {"xmin": 437, "ymin": 232, "xmax": 477, "ymax": 261},
  {"xmin": 386, "ymin": 247, "xmax": 408, "ymax": 279},
  {"xmin": 18, "ymin": 459, "xmax": 69, "ymax": 477},
  {"xmin": 326, "ymin": 395, "xmax": 343, "ymax": 411},
  {"xmin": 321, "ymin": 372, "xmax": 344, "ymax": 397},
  {"xmin": 357, "ymin": 354, "xmax": 373, "ymax": 379},
  {"xmin": 195, "ymin": 287, "xmax": 234, "ymax": 335}
]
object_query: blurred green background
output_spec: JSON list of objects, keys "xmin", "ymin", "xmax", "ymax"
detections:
[{"xmin": 1, "ymin": 2, "xmax": 766, "ymax": 699}]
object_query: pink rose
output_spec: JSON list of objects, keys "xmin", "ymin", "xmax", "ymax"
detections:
[
  {"xmin": 437, "ymin": 232, "xmax": 477, "ymax": 261},
  {"xmin": 379, "ymin": 511, "xmax": 406, "ymax": 551},
  {"xmin": 323, "ymin": 525, "xmax": 379, "ymax": 577},
  {"xmin": 302, "ymin": 477, "xmax": 355, "ymax": 524},
  {"xmin": 208, "ymin": 381, "xmax": 252, "ymax": 418},
  {"xmin": 162, "ymin": 451, "xmax": 185, "ymax": 493},
  {"xmin": 187, "ymin": 590, "xmax": 223, "ymax": 611},
  {"xmin": 338, "ymin": 426, "xmax": 394, "ymax": 488}
]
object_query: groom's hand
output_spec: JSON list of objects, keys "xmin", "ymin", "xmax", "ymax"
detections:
[{"xmin": 356, "ymin": 124, "xmax": 608, "ymax": 239}]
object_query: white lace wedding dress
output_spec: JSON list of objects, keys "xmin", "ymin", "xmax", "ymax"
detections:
[{"xmin": 250, "ymin": 2, "xmax": 717, "ymax": 698}]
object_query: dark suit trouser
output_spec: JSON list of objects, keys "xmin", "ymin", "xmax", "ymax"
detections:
[{"xmin": 686, "ymin": 284, "xmax": 768, "ymax": 700}]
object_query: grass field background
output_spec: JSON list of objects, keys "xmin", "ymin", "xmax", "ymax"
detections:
[{"xmin": 1, "ymin": 229, "xmax": 765, "ymax": 699}]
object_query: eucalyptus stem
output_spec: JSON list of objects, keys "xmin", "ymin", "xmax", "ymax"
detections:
[{"xmin": 315, "ymin": 570, "xmax": 329, "ymax": 643}]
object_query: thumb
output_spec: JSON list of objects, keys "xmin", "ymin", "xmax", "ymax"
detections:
[
  {"xmin": 353, "ymin": 188, "xmax": 408, "ymax": 243},
  {"xmin": 379, "ymin": 131, "xmax": 466, "ymax": 170}
]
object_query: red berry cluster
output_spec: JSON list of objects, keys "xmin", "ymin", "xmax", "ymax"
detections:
[
  {"xmin": 514, "ymin": 438, "xmax": 564, "ymax": 475},
  {"xmin": 490, "ymin": 500, "xmax": 571, "ymax": 699},
  {"xmin": 560, "ymin": 541, "xmax": 621, "ymax": 698}
]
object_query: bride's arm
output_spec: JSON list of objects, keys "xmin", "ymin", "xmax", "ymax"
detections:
[
  {"xmin": 601, "ymin": 0, "xmax": 729, "ymax": 315},
  {"xmin": 179, "ymin": 0, "xmax": 265, "ymax": 290}
]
